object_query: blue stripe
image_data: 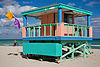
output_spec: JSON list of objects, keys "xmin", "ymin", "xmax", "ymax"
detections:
[{"xmin": 23, "ymin": 37, "xmax": 92, "ymax": 41}]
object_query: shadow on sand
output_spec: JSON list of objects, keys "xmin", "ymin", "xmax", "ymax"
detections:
[
  {"xmin": 8, "ymin": 53, "xmax": 18, "ymax": 56},
  {"xmin": 17, "ymin": 51, "xmax": 81, "ymax": 63}
]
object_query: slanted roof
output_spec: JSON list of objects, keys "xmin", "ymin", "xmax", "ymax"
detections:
[{"xmin": 21, "ymin": 3, "xmax": 92, "ymax": 16}]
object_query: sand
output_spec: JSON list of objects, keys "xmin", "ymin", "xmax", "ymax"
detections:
[{"xmin": 0, "ymin": 46, "xmax": 100, "ymax": 67}]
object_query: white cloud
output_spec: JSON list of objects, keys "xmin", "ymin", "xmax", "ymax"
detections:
[
  {"xmin": 0, "ymin": 17, "xmax": 23, "ymax": 27},
  {"xmin": 86, "ymin": 1, "xmax": 100, "ymax": 7},
  {"xmin": 67, "ymin": 3, "xmax": 76, "ymax": 6},
  {"xmin": 0, "ymin": 5, "xmax": 37, "ymax": 16},
  {"xmin": 1, "ymin": 18, "xmax": 7, "ymax": 22},
  {"xmin": 0, "ymin": 0, "xmax": 18, "ymax": 6},
  {"xmin": 0, "ymin": 0, "xmax": 37, "ymax": 16}
]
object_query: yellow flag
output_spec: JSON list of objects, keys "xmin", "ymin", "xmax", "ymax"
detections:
[{"xmin": 5, "ymin": 11, "xmax": 15, "ymax": 20}]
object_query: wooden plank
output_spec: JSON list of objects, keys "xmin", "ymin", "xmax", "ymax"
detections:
[{"xmin": 41, "ymin": 13, "xmax": 55, "ymax": 36}]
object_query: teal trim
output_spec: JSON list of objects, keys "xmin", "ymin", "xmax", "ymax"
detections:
[
  {"xmin": 21, "ymin": 4, "xmax": 59, "ymax": 15},
  {"xmin": 21, "ymin": 3, "xmax": 92, "ymax": 16},
  {"xmin": 26, "ymin": 23, "xmax": 56, "ymax": 28},
  {"xmin": 23, "ymin": 43, "xmax": 62, "ymax": 57},
  {"xmin": 60, "ymin": 3, "xmax": 92, "ymax": 15}
]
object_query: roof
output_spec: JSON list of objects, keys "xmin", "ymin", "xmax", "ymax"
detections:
[{"xmin": 21, "ymin": 3, "xmax": 92, "ymax": 16}]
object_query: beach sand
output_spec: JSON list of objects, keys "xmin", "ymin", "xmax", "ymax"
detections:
[{"xmin": 0, "ymin": 46, "xmax": 100, "ymax": 67}]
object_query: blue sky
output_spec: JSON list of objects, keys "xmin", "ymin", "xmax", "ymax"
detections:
[{"xmin": 0, "ymin": 0, "xmax": 100, "ymax": 39}]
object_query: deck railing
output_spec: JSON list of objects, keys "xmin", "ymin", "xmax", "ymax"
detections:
[
  {"xmin": 24, "ymin": 23, "xmax": 89, "ymax": 38},
  {"xmin": 26, "ymin": 24, "xmax": 56, "ymax": 37},
  {"xmin": 64, "ymin": 23, "xmax": 88, "ymax": 37}
]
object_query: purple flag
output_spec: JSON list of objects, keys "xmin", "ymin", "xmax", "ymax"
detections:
[{"xmin": 14, "ymin": 18, "xmax": 20, "ymax": 29}]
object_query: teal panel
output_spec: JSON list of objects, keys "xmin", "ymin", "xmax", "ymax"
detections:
[{"xmin": 23, "ymin": 43, "xmax": 62, "ymax": 57}]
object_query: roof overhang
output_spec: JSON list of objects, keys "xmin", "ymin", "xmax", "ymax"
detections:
[{"xmin": 21, "ymin": 3, "xmax": 92, "ymax": 17}]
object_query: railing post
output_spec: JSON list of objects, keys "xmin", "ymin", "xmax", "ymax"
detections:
[
  {"xmin": 76, "ymin": 26, "xmax": 79, "ymax": 37},
  {"xmin": 85, "ymin": 27, "xmax": 87, "ymax": 37},
  {"xmin": 67, "ymin": 24, "xmax": 69, "ymax": 36},
  {"xmin": 81, "ymin": 27, "xmax": 83, "ymax": 37},
  {"xmin": 38, "ymin": 26, "xmax": 41, "ymax": 37},
  {"xmin": 30, "ymin": 28, "xmax": 32, "ymax": 37},
  {"xmin": 50, "ymin": 24, "xmax": 52, "ymax": 36},
  {"xmin": 28, "ymin": 27, "xmax": 31, "ymax": 37},
  {"xmin": 44, "ymin": 25, "xmax": 46, "ymax": 36},
  {"xmin": 72, "ymin": 25, "xmax": 74, "ymax": 36},
  {"xmin": 33, "ymin": 27, "xmax": 35, "ymax": 37}
]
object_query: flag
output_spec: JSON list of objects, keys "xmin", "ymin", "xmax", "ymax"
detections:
[
  {"xmin": 14, "ymin": 18, "xmax": 20, "ymax": 29},
  {"xmin": 5, "ymin": 11, "xmax": 14, "ymax": 20}
]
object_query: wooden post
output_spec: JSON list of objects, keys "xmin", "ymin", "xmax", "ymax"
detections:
[{"xmin": 72, "ymin": 14, "xmax": 74, "ymax": 24}]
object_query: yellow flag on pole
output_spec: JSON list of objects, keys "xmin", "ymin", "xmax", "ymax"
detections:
[{"xmin": 5, "ymin": 11, "xmax": 15, "ymax": 20}]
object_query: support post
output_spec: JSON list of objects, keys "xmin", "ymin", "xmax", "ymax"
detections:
[
  {"xmin": 87, "ymin": 15, "xmax": 91, "ymax": 37},
  {"xmin": 58, "ymin": 8, "xmax": 62, "ymax": 23},
  {"xmin": 23, "ymin": 15, "xmax": 27, "ymax": 27},
  {"xmin": 83, "ymin": 44, "xmax": 86, "ymax": 58},
  {"xmin": 87, "ymin": 15, "xmax": 91, "ymax": 27},
  {"xmin": 23, "ymin": 15, "xmax": 27, "ymax": 37},
  {"xmin": 71, "ymin": 43, "xmax": 74, "ymax": 59}
]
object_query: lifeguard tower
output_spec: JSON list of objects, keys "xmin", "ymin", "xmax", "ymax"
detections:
[{"xmin": 21, "ymin": 3, "xmax": 92, "ymax": 63}]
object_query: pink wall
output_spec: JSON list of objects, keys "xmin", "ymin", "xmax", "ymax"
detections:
[
  {"xmin": 55, "ymin": 23, "xmax": 74, "ymax": 36},
  {"xmin": 22, "ymin": 27, "xmax": 26, "ymax": 38},
  {"xmin": 89, "ymin": 27, "xmax": 92, "ymax": 37}
]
